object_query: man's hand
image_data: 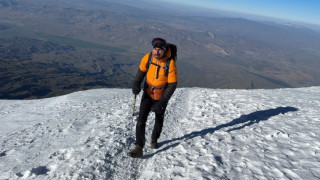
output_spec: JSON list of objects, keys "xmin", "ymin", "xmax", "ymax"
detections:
[{"xmin": 132, "ymin": 81, "xmax": 141, "ymax": 95}]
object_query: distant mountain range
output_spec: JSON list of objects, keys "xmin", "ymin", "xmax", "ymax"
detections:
[{"xmin": 1, "ymin": 0, "xmax": 320, "ymax": 99}]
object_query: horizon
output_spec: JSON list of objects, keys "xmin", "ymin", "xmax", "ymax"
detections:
[{"xmin": 157, "ymin": 0, "xmax": 320, "ymax": 26}]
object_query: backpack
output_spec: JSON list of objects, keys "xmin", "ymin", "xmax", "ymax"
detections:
[{"xmin": 146, "ymin": 43, "xmax": 177, "ymax": 78}]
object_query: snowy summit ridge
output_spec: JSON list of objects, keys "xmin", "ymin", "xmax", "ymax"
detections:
[{"xmin": 0, "ymin": 87, "xmax": 320, "ymax": 179}]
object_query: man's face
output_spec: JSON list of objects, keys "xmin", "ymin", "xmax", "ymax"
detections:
[{"xmin": 153, "ymin": 47, "xmax": 165, "ymax": 60}]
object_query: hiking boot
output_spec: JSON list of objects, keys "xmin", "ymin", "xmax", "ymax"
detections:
[
  {"xmin": 128, "ymin": 145, "xmax": 143, "ymax": 158},
  {"xmin": 150, "ymin": 141, "xmax": 158, "ymax": 149}
]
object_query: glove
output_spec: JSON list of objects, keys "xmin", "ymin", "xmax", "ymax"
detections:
[
  {"xmin": 132, "ymin": 81, "xmax": 141, "ymax": 95},
  {"xmin": 151, "ymin": 102, "xmax": 164, "ymax": 114}
]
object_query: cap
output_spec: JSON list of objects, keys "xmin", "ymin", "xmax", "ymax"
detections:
[{"xmin": 151, "ymin": 38, "xmax": 167, "ymax": 51}]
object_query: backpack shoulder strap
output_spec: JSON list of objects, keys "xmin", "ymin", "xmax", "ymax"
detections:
[
  {"xmin": 146, "ymin": 52, "xmax": 173, "ymax": 77},
  {"xmin": 146, "ymin": 52, "xmax": 152, "ymax": 71},
  {"xmin": 165, "ymin": 58, "xmax": 172, "ymax": 76}
]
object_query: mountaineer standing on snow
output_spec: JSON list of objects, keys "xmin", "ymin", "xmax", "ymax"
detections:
[{"xmin": 128, "ymin": 38, "xmax": 178, "ymax": 158}]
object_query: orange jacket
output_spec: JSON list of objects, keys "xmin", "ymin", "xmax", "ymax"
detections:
[{"xmin": 139, "ymin": 48, "xmax": 178, "ymax": 87}]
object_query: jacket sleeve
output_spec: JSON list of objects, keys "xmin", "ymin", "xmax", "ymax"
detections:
[
  {"xmin": 133, "ymin": 68, "xmax": 146, "ymax": 87},
  {"xmin": 159, "ymin": 59, "xmax": 177, "ymax": 104},
  {"xmin": 159, "ymin": 82, "xmax": 177, "ymax": 105},
  {"xmin": 168, "ymin": 60, "xmax": 178, "ymax": 83},
  {"xmin": 133, "ymin": 53, "xmax": 149, "ymax": 86}
]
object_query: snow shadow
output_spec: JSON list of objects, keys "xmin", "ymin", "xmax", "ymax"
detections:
[
  {"xmin": 145, "ymin": 106, "xmax": 298, "ymax": 158},
  {"xmin": 225, "ymin": 106, "xmax": 298, "ymax": 132}
]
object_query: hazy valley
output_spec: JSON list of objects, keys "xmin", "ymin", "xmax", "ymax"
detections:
[{"xmin": 1, "ymin": 0, "xmax": 320, "ymax": 99}]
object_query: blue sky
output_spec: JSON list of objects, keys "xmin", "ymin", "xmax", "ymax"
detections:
[{"xmin": 160, "ymin": 0, "xmax": 320, "ymax": 25}]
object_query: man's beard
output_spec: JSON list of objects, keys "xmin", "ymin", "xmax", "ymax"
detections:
[{"xmin": 154, "ymin": 54, "xmax": 163, "ymax": 59}]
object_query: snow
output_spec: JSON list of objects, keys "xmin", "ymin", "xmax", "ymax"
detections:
[{"xmin": 0, "ymin": 87, "xmax": 320, "ymax": 180}]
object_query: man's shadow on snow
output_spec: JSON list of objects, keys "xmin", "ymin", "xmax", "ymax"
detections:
[{"xmin": 144, "ymin": 106, "xmax": 298, "ymax": 159}]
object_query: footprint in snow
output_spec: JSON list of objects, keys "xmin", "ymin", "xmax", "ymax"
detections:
[
  {"xmin": 16, "ymin": 166, "xmax": 50, "ymax": 177},
  {"xmin": 49, "ymin": 148, "xmax": 73, "ymax": 160},
  {"xmin": 0, "ymin": 151, "xmax": 6, "ymax": 157}
]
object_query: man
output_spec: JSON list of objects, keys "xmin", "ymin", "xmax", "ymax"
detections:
[{"xmin": 128, "ymin": 38, "xmax": 178, "ymax": 158}]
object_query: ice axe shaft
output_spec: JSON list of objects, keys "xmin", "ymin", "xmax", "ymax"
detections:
[
  {"xmin": 127, "ymin": 95, "xmax": 137, "ymax": 150},
  {"xmin": 132, "ymin": 95, "xmax": 137, "ymax": 116}
]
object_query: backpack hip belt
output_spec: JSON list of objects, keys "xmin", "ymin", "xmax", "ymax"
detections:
[{"xmin": 146, "ymin": 81, "xmax": 167, "ymax": 100}]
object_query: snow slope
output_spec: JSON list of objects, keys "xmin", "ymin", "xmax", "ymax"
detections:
[{"xmin": 0, "ymin": 87, "xmax": 319, "ymax": 180}]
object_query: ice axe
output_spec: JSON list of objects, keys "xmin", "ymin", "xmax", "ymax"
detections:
[
  {"xmin": 132, "ymin": 95, "xmax": 137, "ymax": 116},
  {"xmin": 127, "ymin": 95, "xmax": 137, "ymax": 150}
]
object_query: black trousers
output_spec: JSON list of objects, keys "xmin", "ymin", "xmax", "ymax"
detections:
[{"xmin": 135, "ymin": 92, "xmax": 167, "ymax": 148}]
